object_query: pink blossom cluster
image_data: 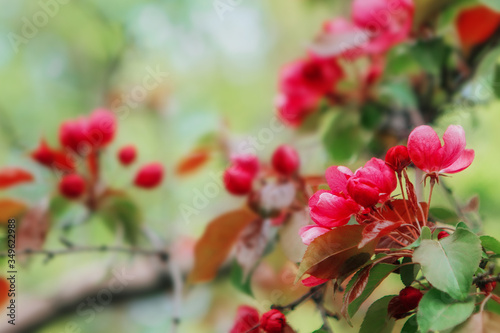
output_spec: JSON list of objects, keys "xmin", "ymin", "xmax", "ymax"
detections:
[{"xmin": 276, "ymin": 0, "xmax": 414, "ymax": 126}]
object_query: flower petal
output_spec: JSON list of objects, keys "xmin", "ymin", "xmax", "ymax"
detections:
[
  {"xmin": 301, "ymin": 275, "xmax": 329, "ymax": 287},
  {"xmin": 325, "ymin": 166, "xmax": 352, "ymax": 194},
  {"xmin": 299, "ymin": 225, "xmax": 331, "ymax": 245},
  {"xmin": 441, "ymin": 149, "xmax": 475, "ymax": 174},
  {"xmin": 309, "ymin": 190, "xmax": 359, "ymax": 227},
  {"xmin": 407, "ymin": 125, "xmax": 442, "ymax": 173},
  {"xmin": 438, "ymin": 125, "xmax": 467, "ymax": 170}
]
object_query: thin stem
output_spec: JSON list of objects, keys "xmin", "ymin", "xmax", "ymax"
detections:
[
  {"xmin": 387, "ymin": 235, "xmax": 408, "ymax": 247},
  {"xmin": 426, "ymin": 179, "xmax": 436, "ymax": 223},
  {"xmin": 398, "ymin": 173, "xmax": 414, "ymax": 225},
  {"xmin": 272, "ymin": 285, "xmax": 324, "ymax": 311}
]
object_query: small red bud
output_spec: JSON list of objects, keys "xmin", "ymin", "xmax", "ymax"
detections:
[
  {"xmin": 481, "ymin": 281, "xmax": 497, "ymax": 294},
  {"xmin": 59, "ymin": 174, "xmax": 86, "ymax": 199},
  {"xmin": 134, "ymin": 163, "xmax": 164, "ymax": 189},
  {"xmin": 88, "ymin": 109, "xmax": 116, "ymax": 148},
  {"xmin": 385, "ymin": 145, "xmax": 411, "ymax": 173},
  {"xmin": 346, "ymin": 177, "xmax": 379, "ymax": 207},
  {"xmin": 118, "ymin": 145, "xmax": 137, "ymax": 166},
  {"xmin": 232, "ymin": 154, "xmax": 260, "ymax": 177},
  {"xmin": 59, "ymin": 117, "xmax": 91, "ymax": 155},
  {"xmin": 388, "ymin": 286, "xmax": 423, "ymax": 319},
  {"xmin": 437, "ymin": 231, "xmax": 450, "ymax": 240},
  {"xmin": 272, "ymin": 145, "xmax": 300, "ymax": 176},
  {"xmin": 260, "ymin": 309, "xmax": 286, "ymax": 333},
  {"xmin": 223, "ymin": 166, "xmax": 254, "ymax": 196}
]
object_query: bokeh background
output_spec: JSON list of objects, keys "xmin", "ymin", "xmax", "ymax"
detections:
[{"xmin": 1, "ymin": 0, "xmax": 499, "ymax": 332}]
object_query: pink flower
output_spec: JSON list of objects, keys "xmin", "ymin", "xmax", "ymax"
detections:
[
  {"xmin": 88, "ymin": 109, "xmax": 116, "ymax": 148},
  {"xmin": 354, "ymin": 158, "xmax": 397, "ymax": 202},
  {"xmin": 325, "ymin": 165, "xmax": 353, "ymax": 194},
  {"xmin": 275, "ymin": 91, "xmax": 319, "ymax": 127},
  {"xmin": 346, "ymin": 177, "xmax": 380, "ymax": 207},
  {"xmin": 312, "ymin": 18, "xmax": 368, "ymax": 59},
  {"xmin": 352, "ymin": 0, "xmax": 414, "ymax": 54},
  {"xmin": 407, "ymin": 125, "xmax": 475, "ymax": 176},
  {"xmin": 231, "ymin": 154, "xmax": 260, "ymax": 177},
  {"xmin": 272, "ymin": 145, "xmax": 300, "ymax": 176},
  {"xmin": 230, "ymin": 306, "xmax": 260, "ymax": 333},
  {"xmin": 308, "ymin": 190, "xmax": 359, "ymax": 227},
  {"xmin": 299, "ymin": 225, "xmax": 331, "ymax": 245},
  {"xmin": 385, "ymin": 145, "xmax": 411, "ymax": 173}
]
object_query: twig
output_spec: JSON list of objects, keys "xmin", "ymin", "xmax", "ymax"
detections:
[{"xmin": 271, "ymin": 285, "xmax": 324, "ymax": 311}]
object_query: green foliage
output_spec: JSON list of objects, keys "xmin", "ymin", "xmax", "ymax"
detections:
[
  {"xmin": 413, "ymin": 228, "xmax": 481, "ymax": 300},
  {"xmin": 401, "ymin": 315, "xmax": 418, "ymax": 333},
  {"xmin": 429, "ymin": 207, "xmax": 459, "ymax": 225},
  {"xmin": 100, "ymin": 196, "xmax": 142, "ymax": 245},
  {"xmin": 230, "ymin": 260, "xmax": 253, "ymax": 297},
  {"xmin": 481, "ymin": 235, "xmax": 500, "ymax": 255},
  {"xmin": 359, "ymin": 296, "xmax": 396, "ymax": 333},
  {"xmin": 322, "ymin": 113, "xmax": 362, "ymax": 162},
  {"xmin": 400, "ymin": 257, "xmax": 420, "ymax": 287},
  {"xmin": 410, "ymin": 37, "xmax": 451, "ymax": 77},
  {"xmin": 482, "ymin": 0, "xmax": 500, "ymax": 11},
  {"xmin": 417, "ymin": 288, "xmax": 475, "ymax": 333}
]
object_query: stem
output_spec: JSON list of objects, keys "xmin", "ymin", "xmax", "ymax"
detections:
[
  {"xmin": 272, "ymin": 285, "xmax": 324, "ymax": 311},
  {"xmin": 426, "ymin": 179, "xmax": 436, "ymax": 223},
  {"xmin": 398, "ymin": 173, "xmax": 414, "ymax": 225},
  {"xmin": 387, "ymin": 235, "xmax": 409, "ymax": 247}
]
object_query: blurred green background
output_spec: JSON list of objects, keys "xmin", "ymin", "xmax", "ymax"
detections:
[{"xmin": 1, "ymin": 0, "xmax": 499, "ymax": 332}]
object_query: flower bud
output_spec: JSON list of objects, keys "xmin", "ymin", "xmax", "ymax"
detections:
[
  {"xmin": 118, "ymin": 145, "xmax": 137, "ymax": 166},
  {"xmin": 223, "ymin": 166, "xmax": 254, "ymax": 196},
  {"xmin": 134, "ymin": 162, "xmax": 164, "ymax": 189},
  {"xmin": 232, "ymin": 154, "xmax": 259, "ymax": 177},
  {"xmin": 272, "ymin": 145, "xmax": 300, "ymax": 176},
  {"xmin": 346, "ymin": 177, "xmax": 379, "ymax": 207},
  {"xmin": 481, "ymin": 281, "xmax": 497, "ymax": 294},
  {"xmin": 260, "ymin": 309, "xmax": 286, "ymax": 333},
  {"xmin": 59, "ymin": 118, "xmax": 91, "ymax": 155},
  {"xmin": 388, "ymin": 286, "xmax": 423, "ymax": 319},
  {"xmin": 88, "ymin": 109, "xmax": 116, "ymax": 148},
  {"xmin": 59, "ymin": 174, "xmax": 86, "ymax": 199},
  {"xmin": 385, "ymin": 145, "xmax": 411, "ymax": 173},
  {"xmin": 437, "ymin": 231, "xmax": 449, "ymax": 240}
]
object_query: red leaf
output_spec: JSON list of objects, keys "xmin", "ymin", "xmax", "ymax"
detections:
[
  {"xmin": 189, "ymin": 208, "xmax": 259, "ymax": 283},
  {"xmin": 17, "ymin": 200, "xmax": 50, "ymax": 253},
  {"xmin": 0, "ymin": 199, "xmax": 28, "ymax": 223},
  {"xmin": 359, "ymin": 220, "xmax": 402, "ymax": 248},
  {"xmin": 176, "ymin": 149, "xmax": 211, "ymax": 176},
  {"xmin": 457, "ymin": 5, "xmax": 500, "ymax": 51},
  {"xmin": 297, "ymin": 225, "xmax": 376, "ymax": 281},
  {"xmin": 0, "ymin": 168, "xmax": 34, "ymax": 189}
]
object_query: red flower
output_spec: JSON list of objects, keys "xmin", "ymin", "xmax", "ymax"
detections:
[
  {"xmin": 59, "ymin": 174, "xmax": 86, "ymax": 199},
  {"xmin": 352, "ymin": 0, "xmax": 414, "ymax": 54},
  {"xmin": 88, "ymin": 109, "xmax": 116, "ymax": 148},
  {"xmin": 230, "ymin": 306, "xmax": 260, "ymax": 333},
  {"xmin": 308, "ymin": 190, "xmax": 360, "ymax": 227},
  {"xmin": 346, "ymin": 177, "xmax": 380, "ymax": 207},
  {"xmin": 260, "ymin": 309, "xmax": 286, "ymax": 333},
  {"xmin": 351, "ymin": 158, "xmax": 397, "ymax": 204},
  {"xmin": 118, "ymin": 145, "xmax": 137, "ymax": 166},
  {"xmin": 134, "ymin": 163, "xmax": 164, "ymax": 189},
  {"xmin": 223, "ymin": 165, "xmax": 254, "ymax": 196},
  {"xmin": 388, "ymin": 286, "xmax": 423, "ymax": 319},
  {"xmin": 275, "ymin": 91, "xmax": 319, "ymax": 127},
  {"xmin": 231, "ymin": 154, "xmax": 260, "ymax": 177},
  {"xmin": 385, "ymin": 145, "xmax": 411, "ymax": 174},
  {"xmin": 407, "ymin": 125, "xmax": 475, "ymax": 176},
  {"xmin": 272, "ymin": 145, "xmax": 300, "ymax": 176}
]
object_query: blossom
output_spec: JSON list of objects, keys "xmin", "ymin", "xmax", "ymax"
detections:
[
  {"xmin": 230, "ymin": 306, "xmax": 260, "ymax": 333},
  {"xmin": 407, "ymin": 125, "xmax": 475, "ymax": 176},
  {"xmin": 385, "ymin": 145, "xmax": 411, "ymax": 174},
  {"xmin": 260, "ymin": 309, "xmax": 286, "ymax": 333},
  {"xmin": 275, "ymin": 91, "xmax": 319, "ymax": 127},
  {"xmin": 348, "ymin": 158, "xmax": 397, "ymax": 205},
  {"xmin": 352, "ymin": 0, "xmax": 414, "ymax": 54},
  {"xmin": 312, "ymin": 18, "xmax": 368, "ymax": 59},
  {"xmin": 272, "ymin": 145, "xmax": 300, "ymax": 176},
  {"xmin": 308, "ymin": 190, "xmax": 359, "ymax": 227}
]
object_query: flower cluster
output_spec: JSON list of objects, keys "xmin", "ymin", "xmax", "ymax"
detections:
[
  {"xmin": 276, "ymin": 0, "xmax": 414, "ymax": 126},
  {"xmin": 230, "ymin": 306, "xmax": 288, "ymax": 333},
  {"xmin": 300, "ymin": 125, "xmax": 474, "ymax": 283},
  {"xmin": 30, "ymin": 109, "xmax": 164, "ymax": 201}
]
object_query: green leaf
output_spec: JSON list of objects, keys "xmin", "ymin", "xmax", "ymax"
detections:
[
  {"xmin": 480, "ymin": 235, "xmax": 500, "ymax": 255},
  {"xmin": 379, "ymin": 81, "xmax": 418, "ymax": 109},
  {"xmin": 413, "ymin": 228, "xmax": 482, "ymax": 300},
  {"xmin": 343, "ymin": 264, "xmax": 399, "ymax": 319},
  {"xmin": 360, "ymin": 103, "xmax": 384, "ymax": 130},
  {"xmin": 421, "ymin": 226, "xmax": 432, "ymax": 240},
  {"xmin": 429, "ymin": 207, "xmax": 459, "ymax": 225},
  {"xmin": 409, "ymin": 37, "xmax": 451, "ymax": 77},
  {"xmin": 311, "ymin": 330, "xmax": 328, "ymax": 333},
  {"xmin": 417, "ymin": 288, "xmax": 475, "ymax": 333},
  {"xmin": 230, "ymin": 260, "xmax": 253, "ymax": 297},
  {"xmin": 481, "ymin": 0, "xmax": 500, "ymax": 12},
  {"xmin": 322, "ymin": 113, "xmax": 362, "ymax": 162},
  {"xmin": 456, "ymin": 222, "xmax": 469, "ymax": 230},
  {"xmin": 402, "ymin": 315, "xmax": 418, "ymax": 333},
  {"xmin": 359, "ymin": 296, "xmax": 396, "ymax": 333},
  {"xmin": 101, "ymin": 197, "xmax": 142, "ymax": 245},
  {"xmin": 400, "ymin": 257, "xmax": 420, "ymax": 287}
]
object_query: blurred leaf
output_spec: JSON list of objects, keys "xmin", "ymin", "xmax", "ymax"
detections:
[
  {"xmin": 413, "ymin": 228, "xmax": 481, "ymax": 300},
  {"xmin": 322, "ymin": 113, "xmax": 362, "ymax": 162},
  {"xmin": 417, "ymin": 288, "xmax": 475, "ymax": 333},
  {"xmin": 430, "ymin": 207, "xmax": 460, "ymax": 224},
  {"xmin": 492, "ymin": 65, "xmax": 500, "ymax": 98},
  {"xmin": 0, "ymin": 167, "xmax": 34, "ymax": 189},
  {"xmin": 278, "ymin": 211, "xmax": 308, "ymax": 263},
  {"xmin": 409, "ymin": 37, "xmax": 451, "ymax": 76},
  {"xmin": 453, "ymin": 311, "xmax": 500, "ymax": 332},
  {"xmin": 482, "ymin": 0, "xmax": 500, "ymax": 11},
  {"xmin": 0, "ymin": 199, "xmax": 27, "ymax": 223},
  {"xmin": 480, "ymin": 235, "xmax": 500, "ymax": 254},
  {"xmin": 296, "ymin": 225, "xmax": 375, "ymax": 281},
  {"xmin": 17, "ymin": 200, "xmax": 50, "ymax": 252},
  {"xmin": 379, "ymin": 82, "xmax": 418, "ymax": 109},
  {"xmin": 101, "ymin": 196, "xmax": 142, "ymax": 245},
  {"xmin": 176, "ymin": 148, "xmax": 211, "ymax": 176},
  {"xmin": 402, "ymin": 314, "xmax": 418, "ymax": 333},
  {"xmin": 230, "ymin": 260, "xmax": 253, "ymax": 297},
  {"xmin": 342, "ymin": 263, "xmax": 398, "ymax": 320},
  {"xmin": 359, "ymin": 296, "xmax": 396, "ymax": 333},
  {"xmin": 400, "ymin": 257, "xmax": 420, "ymax": 287},
  {"xmin": 360, "ymin": 103, "xmax": 384, "ymax": 130},
  {"xmin": 189, "ymin": 208, "xmax": 259, "ymax": 283}
]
